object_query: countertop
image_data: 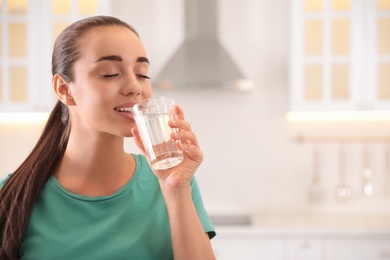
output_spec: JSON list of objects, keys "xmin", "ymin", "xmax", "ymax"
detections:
[{"xmin": 211, "ymin": 213, "xmax": 390, "ymax": 238}]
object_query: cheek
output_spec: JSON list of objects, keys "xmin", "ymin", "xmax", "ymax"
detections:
[
  {"xmin": 72, "ymin": 78, "xmax": 110, "ymax": 105},
  {"xmin": 143, "ymin": 83, "xmax": 153, "ymax": 98}
]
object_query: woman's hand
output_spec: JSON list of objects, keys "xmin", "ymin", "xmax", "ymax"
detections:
[{"xmin": 131, "ymin": 105, "xmax": 203, "ymax": 189}]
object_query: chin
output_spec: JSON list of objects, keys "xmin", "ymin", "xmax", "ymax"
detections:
[{"xmin": 119, "ymin": 129, "xmax": 134, "ymax": 137}]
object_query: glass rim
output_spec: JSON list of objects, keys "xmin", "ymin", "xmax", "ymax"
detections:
[{"xmin": 132, "ymin": 96, "xmax": 174, "ymax": 113}]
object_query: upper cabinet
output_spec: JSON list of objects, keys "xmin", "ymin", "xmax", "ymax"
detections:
[
  {"xmin": 0, "ymin": 0, "xmax": 111, "ymax": 112},
  {"xmin": 290, "ymin": 0, "xmax": 390, "ymax": 111}
]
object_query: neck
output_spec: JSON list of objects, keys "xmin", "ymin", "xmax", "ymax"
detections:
[{"xmin": 55, "ymin": 129, "xmax": 135, "ymax": 196}]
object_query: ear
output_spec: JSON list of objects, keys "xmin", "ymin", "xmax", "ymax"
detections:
[{"xmin": 53, "ymin": 74, "xmax": 76, "ymax": 106}]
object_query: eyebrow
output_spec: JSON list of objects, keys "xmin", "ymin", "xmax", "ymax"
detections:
[
  {"xmin": 137, "ymin": 56, "xmax": 150, "ymax": 64},
  {"xmin": 94, "ymin": 55, "xmax": 150, "ymax": 64},
  {"xmin": 95, "ymin": 55, "xmax": 122, "ymax": 62}
]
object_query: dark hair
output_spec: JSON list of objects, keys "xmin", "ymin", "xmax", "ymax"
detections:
[{"xmin": 0, "ymin": 15, "xmax": 138, "ymax": 259}]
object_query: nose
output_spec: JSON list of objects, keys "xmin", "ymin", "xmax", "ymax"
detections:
[{"xmin": 121, "ymin": 74, "xmax": 141, "ymax": 96}]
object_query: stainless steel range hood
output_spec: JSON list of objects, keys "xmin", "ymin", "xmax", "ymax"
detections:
[{"xmin": 153, "ymin": 0, "xmax": 253, "ymax": 91}]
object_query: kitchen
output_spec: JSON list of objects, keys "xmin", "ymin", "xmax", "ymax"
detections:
[{"xmin": 0, "ymin": 0, "xmax": 390, "ymax": 259}]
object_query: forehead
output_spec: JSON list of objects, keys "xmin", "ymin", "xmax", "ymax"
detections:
[{"xmin": 77, "ymin": 25, "xmax": 146, "ymax": 62}]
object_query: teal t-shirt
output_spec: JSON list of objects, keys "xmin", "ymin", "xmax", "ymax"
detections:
[{"xmin": 0, "ymin": 154, "xmax": 215, "ymax": 260}]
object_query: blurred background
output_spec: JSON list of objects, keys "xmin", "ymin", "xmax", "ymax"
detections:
[{"xmin": 0, "ymin": 0, "xmax": 390, "ymax": 259}]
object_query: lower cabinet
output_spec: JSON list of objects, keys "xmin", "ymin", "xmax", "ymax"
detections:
[
  {"xmin": 212, "ymin": 238, "xmax": 284, "ymax": 260},
  {"xmin": 286, "ymin": 238, "xmax": 326, "ymax": 260},
  {"xmin": 211, "ymin": 228, "xmax": 390, "ymax": 260},
  {"xmin": 327, "ymin": 239, "xmax": 390, "ymax": 260}
]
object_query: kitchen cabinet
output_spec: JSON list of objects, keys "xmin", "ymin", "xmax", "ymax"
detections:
[
  {"xmin": 0, "ymin": 0, "xmax": 110, "ymax": 112},
  {"xmin": 327, "ymin": 239, "xmax": 390, "ymax": 260},
  {"xmin": 290, "ymin": 0, "xmax": 390, "ymax": 111},
  {"xmin": 212, "ymin": 226, "xmax": 390, "ymax": 260},
  {"xmin": 212, "ymin": 238, "xmax": 284, "ymax": 260},
  {"xmin": 286, "ymin": 238, "xmax": 326, "ymax": 260}
]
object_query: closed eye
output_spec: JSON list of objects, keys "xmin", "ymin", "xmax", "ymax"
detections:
[
  {"xmin": 136, "ymin": 74, "xmax": 151, "ymax": 80},
  {"xmin": 103, "ymin": 74, "xmax": 120, "ymax": 78}
]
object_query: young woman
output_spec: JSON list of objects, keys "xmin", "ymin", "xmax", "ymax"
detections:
[{"xmin": 0, "ymin": 16, "xmax": 216, "ymax": 260}]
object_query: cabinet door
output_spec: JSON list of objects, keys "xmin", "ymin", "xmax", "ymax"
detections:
[
  {"xmin": 327, "ymin": 239, "xmax": 390, "ymax": 260},
  {"xmin": 290, "ymin": 0, "xmax": 358, "ymax": 111},
  {"xmin": 0, "ymin": 0, "xmax": 31, "ymax": 112},
  {"xmin": 290, "ymin": 0, "xmax": 390, "ymax": 111},
  {"xmin": 366, "ymin": 1, "xmax": 390, "ymax": 110},
  {"xmin": 0, "ymin": 0, "xmax": 111, "ymax": 112},
  {"xmin": 211, "ymin": 238, "xmax": 284, "ymax": 260},
  {"xmin": 286, "ymin": 238, "xmax": 326, "ymax": 260}
]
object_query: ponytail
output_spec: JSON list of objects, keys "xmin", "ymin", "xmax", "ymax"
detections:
[
  {"xmin": 0, "ymin": 15, "xmax": 138, "ymax": 259},
  {"xmin": 0, "ymin": 101, "xmax": 70, "ymax": 259}
]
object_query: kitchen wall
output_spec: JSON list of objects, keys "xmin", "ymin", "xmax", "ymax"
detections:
[
  {"xmin": 112, "ymin": 0, "xmax": 295, "ymax": 215},
  {"xmin": 1, "ymin": 0, "xmax": 390, "ymax": 226},
  {"xmin": 116, "ymin": 0, "xmax": 390, "ymax": 222}
]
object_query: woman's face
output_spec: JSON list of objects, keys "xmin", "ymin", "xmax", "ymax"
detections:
[{"xmin": 67, "ymin": 25, "xmax": 152, "ymax": 137}]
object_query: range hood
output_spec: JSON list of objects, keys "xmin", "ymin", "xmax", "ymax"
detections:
[{"xmin": 153, "ymin": 0, "xmax": 253, "ymax": 91}]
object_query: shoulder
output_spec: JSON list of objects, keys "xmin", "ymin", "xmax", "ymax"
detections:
[
  {"xmin": 132, "ymin": 153, "xmax": 151, "ymax": 174},
  {"xmin": 131, "ymin": 153, "xmax": 157, "ymax": 182},
  {"xmin": 132, "ymin": 153, "xmax": 148, "ymax": 166},
  {"xmin": 0, "ymin": 173, "xmax": 12, "ymax": 189}
]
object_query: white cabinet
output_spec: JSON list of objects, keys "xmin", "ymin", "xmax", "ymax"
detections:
[
  {"xmin": 290, "ymin": 0, "xmax": 390, "ymax": 111},
  {"xmin": 0, "ymin": 0, "xmax": 111, "ymax": 112},
  {"xmin": 327, "ymin": 239, "xmax": 390, "ymax": 260},
  {"xmin": 286, "ymin": 238, "xmax": 327, "ymax": 260},
  {"xmin": 212, "ymin": 227, "xmax": 390, "ymax": 260},
  {"xmin": 212, "ymin": 238, "xmax": 284, "ymax": 260}
]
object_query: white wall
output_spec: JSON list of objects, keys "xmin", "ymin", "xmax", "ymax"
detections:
[
  {"xmin": 114, "ymin": 0, "xmax": 390, "ymax": 220},
  {"xmin": 1, "ymin": 0, "xmax": 390, "ymax": 225}
]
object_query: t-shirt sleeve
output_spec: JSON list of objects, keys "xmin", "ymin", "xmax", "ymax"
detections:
[
  {"xmin": 0, "ymin": 174, "xmax": 11, "ymax": 189},
  {"xmin": 190, "ymin": 177, "xmax": 216, "ymax": 239}
]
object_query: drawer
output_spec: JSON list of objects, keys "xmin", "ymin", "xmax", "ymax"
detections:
[
  {"xmin": 211, "ymin": 238, "xmax": 284, "ymax": 260},
  {"xmin": 327, "ymin": 239, "xmax": 390, "ymax": 260}
]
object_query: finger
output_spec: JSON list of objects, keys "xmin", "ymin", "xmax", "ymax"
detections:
[
  {"xmin": 172, "ymin": 105, "xmax": 185, "ymax": 120},
  {"xmin": 172, "ymin": 130, "xmax": 199, "ymax": 147},
  {"xmin": 169, "ymin": 119, "xmax": 191, "ymax": 132},
  {"xmin": 170, "ymin": 105, "xmax": 192, "ymax": 131},
  {"xmin": 178, "ymin": 142, "xmax": 204, "ymax": 163}
]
